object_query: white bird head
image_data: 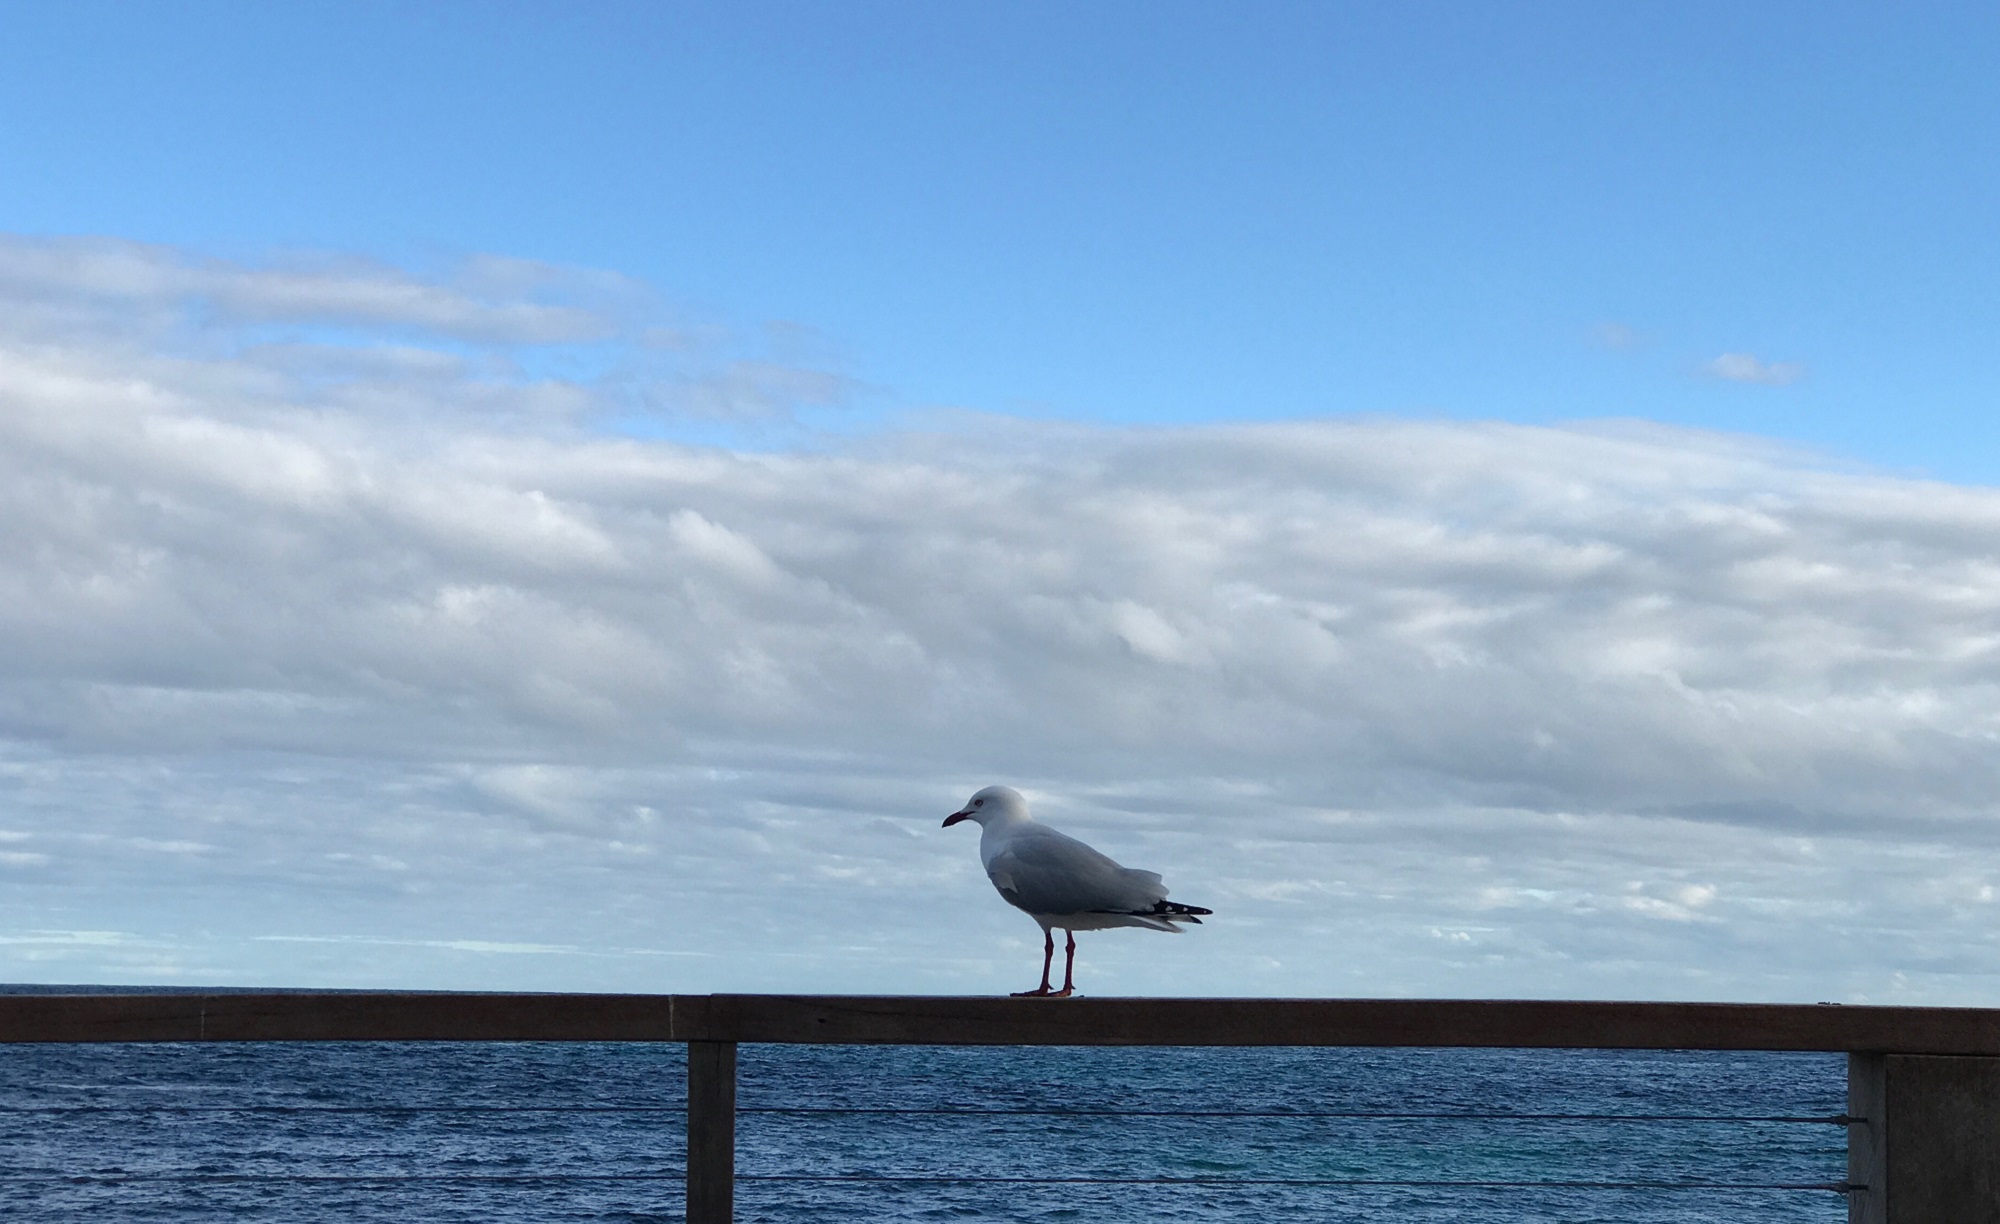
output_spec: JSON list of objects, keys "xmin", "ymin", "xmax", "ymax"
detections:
[{"xmin": 942, "ymin": 785, "xmax": 1028, "ymax": 828}]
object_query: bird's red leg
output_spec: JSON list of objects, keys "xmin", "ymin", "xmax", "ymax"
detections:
[
  {"xmin": 1012, "ymin": 929, "xmax": 1056, "ymax": 997},
  {"xmin": 1053, "ymin": 930, "xmax": 1076, "ymax": 997}
]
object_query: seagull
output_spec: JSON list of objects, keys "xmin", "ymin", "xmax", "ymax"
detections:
[{"xmin": 943, "ymin": 785, "xmax": 1212, "ymax": 997}]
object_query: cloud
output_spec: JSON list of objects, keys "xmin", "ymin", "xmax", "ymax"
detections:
[
  {"xmin": 0, "ymin": 236, "xmax": 624, "ymax": 345},
  {"xmin": 1, "ymin": 240, "xmax": 1997, "ymax": 1001},
  {"xmin": 665, "ymin": 359, "xmax": 860, "ymax": 420},
  {"xmin": 1702, "ymin": 352, "xmax": 1806, "ymax": 386},
  {"xmin": 0, "ymin": 235, "xmax": 858, "ymax": 426}
]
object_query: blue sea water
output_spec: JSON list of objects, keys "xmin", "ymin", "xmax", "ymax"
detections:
[{"xmin": 0, "ymin": 1001, "xmax": 1848, "ymax": 1223}]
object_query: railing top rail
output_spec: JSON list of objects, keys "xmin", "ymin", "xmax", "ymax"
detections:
[
  {"xmin": 681, "ymin": 995, "xmax": 2000, "ymax": 1054},
  {"xmin": 2, "ymin": 992, "xmax": 1999, "ymax": 1053}
]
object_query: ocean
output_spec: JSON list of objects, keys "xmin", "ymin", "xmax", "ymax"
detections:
[{"xmin": 0, "ymin": 996, "xmax": 1847, "ymax": 1223}]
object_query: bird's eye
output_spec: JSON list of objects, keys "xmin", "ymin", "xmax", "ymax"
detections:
[{"xmin": 974, "ymin": 798, "xmax": 984, "ymax": 807}]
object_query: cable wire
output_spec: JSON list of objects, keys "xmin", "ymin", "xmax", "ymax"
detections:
[
  {"xmin": 738, "ymin": 1106, "xmax": 1850, "ymax": 1124},
  {"xmin": 0, "ymin": 1171, "xmax": 1854, "ymax": 1192},
  {"xmin": 0, "ymin": 1172, "xmax": 688, "ymax": 1184},
  {"xmin": 0, "ymin": 1104, "xmax": 683, "ymax": 1114},
  {"xmin": 734, "ymin": 1173, "xmax": 1853, "ymax": 1192},
  {"xmin": 0, "ymin": 1104, "xmax": 1853, "ymax": 1124}
]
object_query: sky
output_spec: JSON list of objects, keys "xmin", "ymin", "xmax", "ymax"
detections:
[{"xmin": 0, "ymin": 2, "xmax": 1997, "ymax": 1001}]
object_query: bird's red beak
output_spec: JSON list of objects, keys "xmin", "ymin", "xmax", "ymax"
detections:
[{"xmin": 943, "ymin": 809, "xmax": 970, "ymax": 827}]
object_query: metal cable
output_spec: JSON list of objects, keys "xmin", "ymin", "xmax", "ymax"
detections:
[
  {"xmin": 0, "ymin": 1104, "xmax": 1853, "ymax": 1124},
  {"xmin": 739, "ymin": 1106, "xmax": 1851, "ymax": 1124},
  {"xmin": 0, "ymin": 1172, "xmax": 687, "ymax": 1184},
  {"xmin": 0, "ymin": 1099, "xmax": 1848, "ymax": 1196},
  {"xmin": 0, "ymin": 1105, "xmax": 682, "ymax": 1114},
  {"xmin": 0, "ymin": 1172, "xmax": 1853, "ymax": 1192},
  {"xmin": 735, "ymin": 1174, "xmax": 1853, "ymax": 1192}
]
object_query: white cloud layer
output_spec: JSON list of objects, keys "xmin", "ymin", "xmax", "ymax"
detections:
[
  {"xmin": 1702, "ymin": 352, "xmax": 1806, "ymax": 386},
  {"xmin": 1, "ymin": 238, "xmax": 1997, "ymax": 1002}
]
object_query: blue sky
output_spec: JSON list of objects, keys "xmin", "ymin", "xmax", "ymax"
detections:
[
  {"xmin": 3, "ymin": 1, "xmax": 1995, "ymax": 469},
  {"xmin": 3, "ymin": 3, "xmax": 2000, "ymax": 1000}
]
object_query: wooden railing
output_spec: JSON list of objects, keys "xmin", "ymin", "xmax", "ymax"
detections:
[{"xmin": 6, "ymin": 991, "xmax": 1999, "ymax": 1222}]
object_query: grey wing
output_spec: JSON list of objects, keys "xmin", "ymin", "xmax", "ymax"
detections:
[{"xmin": 987, "ymin": 828, "xmax": 1169, "ymax": 916}]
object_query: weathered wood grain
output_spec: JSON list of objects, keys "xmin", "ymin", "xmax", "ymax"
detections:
[
  {"xmin": 679, "ymin": 996, "xmax": 2000, "ymax": 1053},
  {"xmin": 2, "ymin": 993, "xmax": 1997, "ymax": 1053},
  {"xmin": 686, "ymin": 1041, "xmax": 737, "ymax": 1224},
  {"xmin": 0, "ymin": 992, "xmax": 679, "ymax": 1043}
]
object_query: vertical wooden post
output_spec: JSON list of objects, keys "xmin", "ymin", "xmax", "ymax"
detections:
[
  {"xmin": 687, "ymin": 1040, "xmax": 737, "ymax": 1224},
  {"xmin": 1848, "ymin": 1053, "xmax": 1884, "ymax": 1224},
  {"xmin": 1848, "ymin": 1052, "xmax": 2000, "ymax": 1222}
]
